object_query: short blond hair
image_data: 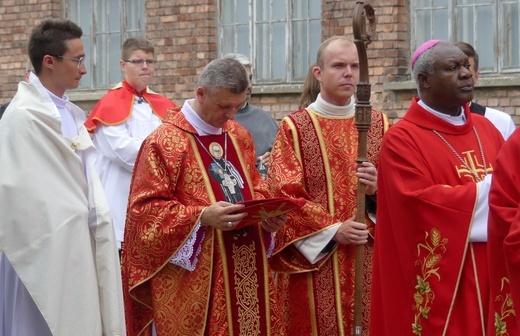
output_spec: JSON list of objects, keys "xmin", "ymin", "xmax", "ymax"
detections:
[
  {"xmin": 315, "ymin": 36, "xmax": 354, "ymax": 68},
  {"xmin": 122, "ymin": 37, "xmax": 154, "ymax": 60}
]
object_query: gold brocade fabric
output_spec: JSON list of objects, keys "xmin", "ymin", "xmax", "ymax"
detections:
[
  {"xmin": 269, "ymin": 108, "xmax": 389, "ymax": 336},
  {"xmin": 121, "ymin": 109, "xmax": 284, "ymax": 336}
]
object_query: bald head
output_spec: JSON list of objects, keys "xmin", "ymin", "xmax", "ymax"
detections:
[{"xmin": 316, "ymin": 36, "xmax": 355, "ymax": 69}]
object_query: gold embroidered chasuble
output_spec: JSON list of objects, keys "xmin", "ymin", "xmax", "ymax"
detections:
[
  {"xmin": 269, "ymin": 108, "xmax": 389, "ymax": 336},
  {"xmin": 121, "ymin": 109, "xmax": 284, "ymax": 336}
]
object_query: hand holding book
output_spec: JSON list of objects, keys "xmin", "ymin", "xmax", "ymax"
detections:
[{"xmin": 233, "ymin": 197, "xmax": 306, "ymax": 230}]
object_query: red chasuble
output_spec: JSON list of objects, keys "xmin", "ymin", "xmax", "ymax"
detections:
[
  {"xmin": 121, "ymin": 108, "xmax": 284, "ymax": 336},
  {"xmin": 84, "ymin": 80, "xmax": 175, "ymax": 132},
  {"xmin": 269, "ymin": 108, "xmax": 389, "ymax": 335},
  {"xmin": 371, "ymin": 97, "xmax": 504, "ymax": 336},
  {"xmin": 489, "ymin": 127, "xmax": 520, "ymax": 336}
]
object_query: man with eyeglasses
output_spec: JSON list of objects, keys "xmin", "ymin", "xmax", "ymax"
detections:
[
  {"xmin": 85, "ymin": 37, "xmax": 175, "ymax": 256},
  {"xmin": 0, "ymin": 19, "xmax": 125, "ymax": 335}
]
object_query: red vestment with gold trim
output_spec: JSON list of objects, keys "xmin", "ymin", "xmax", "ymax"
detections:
[
  {"xmin": 121, "ymin": 108, "xmax": 284, "ymax": 336},
  {"xmin": 269, "ymin": 108, "xmax": 389, "ymax": 335},
  {"xmin": 489, "ymin": 127, "xmax": 520, "ymax": 335},
  {"xmin": 371, "ymin": 98, "xmax": 504, "ymax": 335}
]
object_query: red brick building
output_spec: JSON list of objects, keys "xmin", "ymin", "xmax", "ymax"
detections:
[{"xmin": 1, "ymin": 0, "xmax": 519, "ymax": 124}]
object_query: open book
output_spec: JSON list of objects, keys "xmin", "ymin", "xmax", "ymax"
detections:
[{"xmin": 234, "ymin": 197, "xmax": 306, "ymax": 230}]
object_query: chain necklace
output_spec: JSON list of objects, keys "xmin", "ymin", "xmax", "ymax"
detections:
[
  {"xmin": 195, "ymin": 132, "xmax": 228, "ymax": 172},
  {"xmin": 432, "ymin": 127, "xmax": 487, "ymax": 182}
]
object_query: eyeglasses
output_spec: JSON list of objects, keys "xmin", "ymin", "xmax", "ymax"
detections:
[
  {"xmin": 51, "ymin": 55, "xmax": 85, "ymax": 69},
  {"xmin": 124, "ymin": 59, "xmax": 156, "ymax": 66}
]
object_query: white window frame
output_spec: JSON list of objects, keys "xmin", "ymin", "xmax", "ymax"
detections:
[
  {"xmin": 217, "ymin": 0, "xmax": 321, "ymax": 84},
  {"xmin": 66, "ymin": 0, "xmax": 145, "ymax": 89},
  {"xmin": 411, "ymin": 0, "xmax": 520, "ymax": 75}
]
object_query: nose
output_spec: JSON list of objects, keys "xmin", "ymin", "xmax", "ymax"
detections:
[
  {"xmin": 344, "ymin": 65, "xmax": 353, "ymax": 77},
  {"xmin": 460, "ymin": 66, "xmax": 472, "ymax": 79},
  {"xmin": 79, "ymin": 62, "xmax": 87, "ymax": 74},
  {"xmin": 225, "ymin": 107, "xmax": 240, "ymax": 120}
]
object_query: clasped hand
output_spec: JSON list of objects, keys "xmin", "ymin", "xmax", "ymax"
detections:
[
  {"xmin": 334, "ymin": 213, "xmax": 368, "ymax": 245},
  {"xmin": 199, "ymin": 201, "xmax": 286, "ymax": 232}
]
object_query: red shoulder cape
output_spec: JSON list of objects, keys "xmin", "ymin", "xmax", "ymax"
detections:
[{"xmin": 85, "ymin": 80, "xmax": 175, "ymax": 132}]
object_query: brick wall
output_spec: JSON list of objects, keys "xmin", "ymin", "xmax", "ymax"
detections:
[
  {"xmin": 1, "ymin": 0, "xmax": 519, "ymax": 125},
  {"xmin": 0, "ymin": 0, "xmax": 62, "ymax": 103},
  {"xmin": 146, "ymin": 0, "xmax": 218, "ymax": 105}
]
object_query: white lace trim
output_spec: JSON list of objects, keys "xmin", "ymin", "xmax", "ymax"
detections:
[{"xmin": 170, "ymin": 222, "xmax": 205, "ymax": 271}]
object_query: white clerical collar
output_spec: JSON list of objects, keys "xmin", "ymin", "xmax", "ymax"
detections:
[
  {"xmin": 181, "ymin": 99, "xmax": 222, "ymax": 135},
  {"xmin": 306, "ymin": 93, "xmax": 355, "ymax": 117},
  {"xmin": 418, "ymin": 99, "xmax": 466, "ymax": 126},
  {"xmin": 45, "ymin": 87, "xmax": 70, "ymax": 109}
]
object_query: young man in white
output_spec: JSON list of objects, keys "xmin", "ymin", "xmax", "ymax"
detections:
[
  {"xmin": 0, "ymin": 19, "xmax": 124, "ymax": 335},
  {"xmin": 85, "ymin": 37, "xmax": 175, "ymax": 254}
]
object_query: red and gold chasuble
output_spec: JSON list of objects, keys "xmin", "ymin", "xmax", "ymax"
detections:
[
  {"xmin": 488, "ymin": 128, "xmax": 520, "ymax": 336},
  {"xmin": 269, "ymin": 108, "xmax": 389, "ymax": 336},
  {"xmin": 370, "ymin": 98, "xmax": 504, "ymax": 336},
  {"xmin": 121, "ymin": 109, "xmax": 284, "ymax": 336}
]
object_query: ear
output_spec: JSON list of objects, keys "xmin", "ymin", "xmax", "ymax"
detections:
[
  {"xmin": 120, "ymin": 59, "xmax": 126, "ymax": 71},
  {"xmin": 474, "ymin": 69, "xmax": 480, "ymax": 84},
  {"xmin": 42, "ymin": 55, "xmax": 55, "ymax": 71},
  {"xmin": 195, "ymin": 86, "xmax": 205, "ymax": 102},
  {"xmin": 418, "ymin": 73, "xmax": 430, "ymax": 89},
  {"xmin": 313, "ymin": 66, "xmax": 322, "ymax": 83}
]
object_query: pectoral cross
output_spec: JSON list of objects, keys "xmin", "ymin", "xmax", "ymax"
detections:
[
  {"xmin": 222, "ymin": 173, "xmax": 237, "ymax": 194},
  {"xmin": 455, "ymin": 150, "xmax": 490, "ymax": 181}
]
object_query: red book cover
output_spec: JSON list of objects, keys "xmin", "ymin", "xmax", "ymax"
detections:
[{"xmin": 234, "ymin": 197, "xmax": 306, "ymax": 230}]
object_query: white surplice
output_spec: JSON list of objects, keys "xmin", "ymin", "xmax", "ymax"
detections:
[{"xmin": 93, "ymin": 98, "xmax": 162, "ymax": 248}]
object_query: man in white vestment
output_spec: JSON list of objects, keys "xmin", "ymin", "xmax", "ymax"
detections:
[{"xmin": 0, "ymin": 19, "xmax": 125, "ymax": 335}]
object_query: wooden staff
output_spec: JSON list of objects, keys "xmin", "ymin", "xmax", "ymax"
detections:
[{"xmin": 352, "ymin": 2, "xmax": 376, "ymax": 335}]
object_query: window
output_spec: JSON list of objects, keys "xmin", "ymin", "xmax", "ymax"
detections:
[
  {"xmin": 219, "ymin": 0, "xmax": 321, "ymax": 84},
  {"xmin": 411, "ymin": 0, "xmax": 520, "ymax": 74},
  {"xmin": 67, "ymin": 0, "xmax": 145, "ymax": 89}
]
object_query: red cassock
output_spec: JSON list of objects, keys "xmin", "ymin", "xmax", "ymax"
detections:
[
  {"xmin": 371, "ymin": 97, "xmax": 504, "ymax": 336},
  {"xmin": 84, "ymin": 80, "xmax": 175, "ymax": 131},
  {"xmin": 269, "ymin": 108, "xmax": 389, "ymax": 335},
  {"xmin": 489, "ymin": 127, "xmax": 520, "ymax": 336},
  {"xmin": 120, "ymin": 108, "xmax": 284, "ymax": 336}
]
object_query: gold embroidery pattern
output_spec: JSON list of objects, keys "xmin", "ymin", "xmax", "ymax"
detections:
[
  {"xmin": 315, "ymin": 260, "xmax": 339, "ymax": 335},
  {"xmin": 289, "ymin": 110, "xmax": 328, "ymax": 206},
  {"xmin": 413, "ymin": 228, "xmax": 448, "ymax": 335},
  {"xmin": 495, "ymin": 277, "xmax": 516, "ymax": 335},
  {"xmin": 233, "ymin": 241, "xmax": 261, "ymax": 336}
]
